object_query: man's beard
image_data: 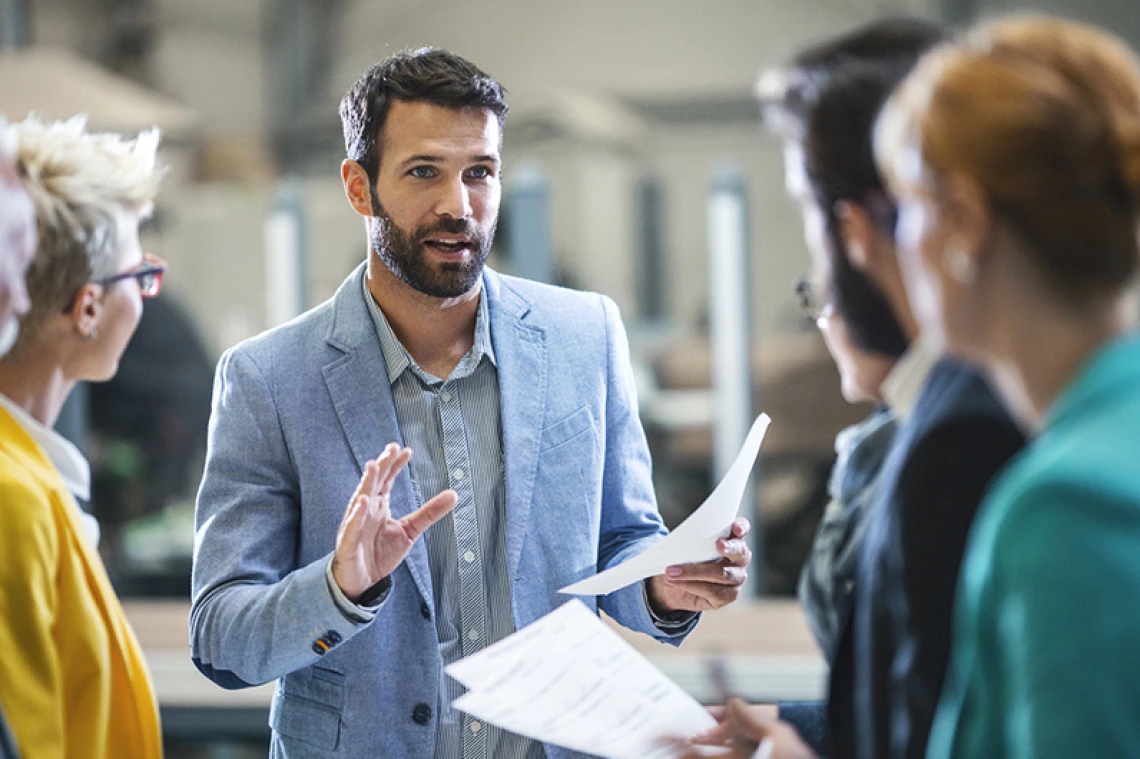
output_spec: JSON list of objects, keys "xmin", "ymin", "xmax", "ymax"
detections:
[{"xmin": 369, "ymin": 195, "xmax": 494, "ymax": 298}]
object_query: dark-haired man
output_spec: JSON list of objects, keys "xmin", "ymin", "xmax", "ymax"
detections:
[
  {"xmin": 686, "ymin": 19, "xmax": 1024, "ymax": 759},
  {"xmin": 190, "ymin": 48, "xmax": 751, "ymax": 758}
]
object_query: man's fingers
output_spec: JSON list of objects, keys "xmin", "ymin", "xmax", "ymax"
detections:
[
  {"xmin": 337, "ymin": 493, "xmax": 369, "ymax": 546},
  {"xmin": 731, "ymin": 517, "xmax": 751, "ymax": 539},
  {"xmin": 726, "ymin": 697, "xmax": 758, "ymax": 723},
  {"xmin": 724, "ymin": 697, "xmax": 779, "ymax": 741},
  {"xmin": 673, "ymin": 580, "xmax": 744, "ymax": 608},
  {"xmin": 669, "ymin": 562, "xmax": 748, "ymax": 587},
  {"xmin": 377, "ymin": 446, "xmax": 412, "ymax": 496},
  {"xmin": 349, "ymin": 459, "xmax": 381, "ymax": 507},
  {"xmin": 717, "ymin": 537, "xmax": 752, "ymax": 567},
  {"xmin": 724, "ymin": 700, "xmax": 759, "ymax": 741},
  {"xmin": 401, "ymin": 489, "xmax": 458, "ymax": 541},
  {"xmin": 688, "ymin": 698, "xmax": 777, "ymax": 756},
  {"xmin": 370, "ymin": 444, "xmax": 404, "ymax": 496}
]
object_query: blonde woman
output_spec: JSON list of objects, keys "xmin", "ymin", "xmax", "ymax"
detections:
[
  {"xmin": 0, "ymin": 116, "xmax": 165, "ymax": 758},
  {"xmin": 876, "ymin": 16, "xmax": 1140, "ymax": 758}
]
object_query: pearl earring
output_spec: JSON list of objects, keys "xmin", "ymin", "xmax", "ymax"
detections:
[{"xmin": 943, "ymin": 243, "xmax": 976, "ymax": 285}]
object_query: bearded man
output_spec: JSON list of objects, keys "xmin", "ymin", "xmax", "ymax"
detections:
[{"xmin": 189, "ymin": 47, "xmax": 752, "ymax": 759}]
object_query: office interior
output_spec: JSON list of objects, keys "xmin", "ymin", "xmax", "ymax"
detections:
[{"xmin": 2, "ymin": 0, "xmax": 1134, "ymax": 755}]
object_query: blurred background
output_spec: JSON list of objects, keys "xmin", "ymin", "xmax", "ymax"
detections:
[{"xmin": 3, "ymin": 0, "xmax": 1137, "ymax": 755}]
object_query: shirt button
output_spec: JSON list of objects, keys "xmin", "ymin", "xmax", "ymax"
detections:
[
  {"xmin": 412, "ymin": 703, "xmax": 432, "ymax": 725},
  {"xmin": 420, "ymin": 602, "xmax": 432, "ymax": 620},
  {"xmin": 453, "ymin": 468, "xmax": 465, "ymax": 481},
  {"xmin": 469, "ymin": 629, "xmax": 481, "ymax": 641},
  {"xmin": 441, "ymin": 391, "xmax": 453, "ymax": 402},
  {"xmin": 470, "ymin": 720, "xmax": 483, "ymax": 734},
  {"xmin": 463, "ymin": 550, "xmax": 476, "ymax": 563}
]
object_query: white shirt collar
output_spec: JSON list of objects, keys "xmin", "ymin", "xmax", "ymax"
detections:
[
  {"xmin": 0, "ymin": 393, "xmax": 99, "ymax": 545},
  {"xmin": 881, "ymin": 337, "xmax": 940, "ymax": 422}
]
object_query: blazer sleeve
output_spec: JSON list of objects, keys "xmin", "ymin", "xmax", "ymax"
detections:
[
  {"xmin": 0, "ymin": 479, "xmax": 65, "ymax": 758},
  {"xmin": 593, "ymin": 295, "xmax": 696, "ymax": 643},
  {"xmin": 986, "ymin": 480, "xmax": 1140, "ymax": 759},
  {"xmin": 189, "ymin": 346, "xmax": 371, "ymax": 689},
  {"xmin": 890, "ymin": 414, "xmax": 1024, "ymax": 759}
]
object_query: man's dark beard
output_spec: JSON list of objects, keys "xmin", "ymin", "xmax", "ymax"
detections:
[{"xmin": 369, "ymin": 194, "xmax": 493, "ymax": 298}]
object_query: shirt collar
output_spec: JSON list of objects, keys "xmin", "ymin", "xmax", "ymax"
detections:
[
  {"xmin": 881, "ymin": 336, "xmax": 940, "ymax": 422},
  {"xmin": 0, "ymin": 392, "xmax": 90, "ymax": 500},
  {"xmin": 0, "ymin": 393, "xmax": 100, "ymax": 547},
  {"xmin": 361, "ymin": 270, "xmax": 496, "ymax": 386}
]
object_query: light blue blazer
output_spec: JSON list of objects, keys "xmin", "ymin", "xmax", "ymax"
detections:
[{"xmin": 189, "ymin": 264, "xmax": 688, "ymax": 758}]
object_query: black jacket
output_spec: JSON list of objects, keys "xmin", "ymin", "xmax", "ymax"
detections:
[{"xmin": 788, "ymin": 358, "xmax": 1025, "ymax": 759}]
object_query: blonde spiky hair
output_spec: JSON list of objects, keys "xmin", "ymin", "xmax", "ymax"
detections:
[{"xmin": 1, "ymin": 115, "xmax": 163, "ymax": 353}]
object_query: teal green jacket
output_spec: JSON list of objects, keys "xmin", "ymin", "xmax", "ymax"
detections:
[{"xmin": 928, "ymin": 333, "xmax": 1140, "ymax": 759}]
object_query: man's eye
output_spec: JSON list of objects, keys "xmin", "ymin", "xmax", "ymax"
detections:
[
  {"xmin": 467, "ymin": 166, "xmax": 492, "ymax": 180},
  {"xmin": 409, "ymin": 166, "xmax": 435, "ymax": 179}
]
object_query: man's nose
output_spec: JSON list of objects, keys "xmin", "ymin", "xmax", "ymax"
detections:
[{"xmin": 434, "ymin": 176, "xmax": 472, "ymax": 220}]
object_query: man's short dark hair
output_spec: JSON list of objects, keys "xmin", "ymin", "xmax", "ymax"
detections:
[
  {"xmin": 759, "ymin": 19, "xmax": 947, "ymax": 358},
  {"xmin": 339, "ymin": 47, "xmax": 509, "ymax": 186}
]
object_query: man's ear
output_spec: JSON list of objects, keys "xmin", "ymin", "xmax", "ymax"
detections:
[
  {"xmin": 68, "ymin": 283, "xmax": 103, "ymax": 340},
  {"xmin": 834, "ymin": 200, "xmax": 877, "ymax": 272},
  {"xmin": 341, "ymin": 160, "xmax": 375, "ymax": 218}
]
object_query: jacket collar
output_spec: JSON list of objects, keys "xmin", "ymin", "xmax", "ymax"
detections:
[
  {"xmin": 1043, "ymin": 331, "xmax": 1140, "ymax": 433},
  {"xmin": 325, "ymin": 263, "xmax": 533, "ymax": 355}
]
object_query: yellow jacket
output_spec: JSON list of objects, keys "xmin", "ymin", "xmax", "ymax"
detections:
[{"xmin": 0, "ymin": 407, "xmax": 162, "ymax": 758}]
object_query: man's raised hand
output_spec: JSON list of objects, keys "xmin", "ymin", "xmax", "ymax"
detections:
[{"xmin": 332, "ymin": 443, "xmax": 457, "ymax": 602}]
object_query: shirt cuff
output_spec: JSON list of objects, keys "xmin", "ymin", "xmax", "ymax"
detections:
[
  {"xmin": 642, "ymin": 578, "xmax": 699, "ymax": 631},
  {"xmin": 326, "ymin": 557, "xmax": 390, "ymax": 624}
]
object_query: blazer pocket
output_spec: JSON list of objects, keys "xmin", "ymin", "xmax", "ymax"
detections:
[
  {"xmin": 311, "ymin": 666, "xmax": 345, "ymax": 688},
  {"xmin": 271, "ymin": 668, "xmax": 345, "ymax": 750},
  {"xmin": 270, "ymin": 693, "xmax": 341, "ymax": 750},
  {"xmin": 539, "ymin": 407, "xmax": 594, "ymax": 453},
  {"xmin": 288, "ymin": 668, "xmax": 346, "ymax": 710}
]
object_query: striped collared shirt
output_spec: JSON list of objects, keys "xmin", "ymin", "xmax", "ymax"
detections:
[{"xmin": 362, "ymin": 274, "xmax": 544, "ymax": 759}]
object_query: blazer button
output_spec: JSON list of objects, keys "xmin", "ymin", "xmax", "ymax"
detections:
[
  {"xmin": 412, "ymin": 703, "xmax": 433, "ymax": 725},
  {"xmin": 326, "ymin": 630, "xmax": 343, "ymax": 645},
  {"xmin": 421, "ymin": 602, "xmax": 432, "ymax": 620}
]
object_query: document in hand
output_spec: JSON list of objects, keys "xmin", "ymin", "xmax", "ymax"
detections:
[
  {"xmin": 446, "ymin": 599, "xmax": 717, "ymax": 758},
  {"xmin": 560, "ymin": 413, "xmax": 771, "ymax": 597}
]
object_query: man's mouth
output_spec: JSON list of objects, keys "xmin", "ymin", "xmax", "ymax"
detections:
[{"xmin": 423, "ymin": 236, "xmax": 473, "ymax": 254}]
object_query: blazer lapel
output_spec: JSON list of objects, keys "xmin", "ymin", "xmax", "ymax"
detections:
[
  {"xmin": 320, "ymin": 263, "xmax": 434, "ymax": 605},
  {"xmin": 486, "ymin": 271, "xmax": 547, "ymax": 586}
]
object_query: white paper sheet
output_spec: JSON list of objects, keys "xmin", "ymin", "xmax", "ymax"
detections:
[
  {"xmin": 446, "ymin": 599, "xmax": 717, "ymax": 759},
  {"xmin": 560, "ymin": 413, "xmax": 771, "ymax": 597}
]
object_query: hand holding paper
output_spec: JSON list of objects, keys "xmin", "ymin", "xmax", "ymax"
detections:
[
  {"xmin": 647, "ymin": 516, "xmax": 752, "ymax": 612},
  {"xmin": 561, "ymin": 413, "xmax": 771, "ymax": 598},
  {"xmin": 680, "ymin": 698, "xmax": 815, "ymax": 759}
]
